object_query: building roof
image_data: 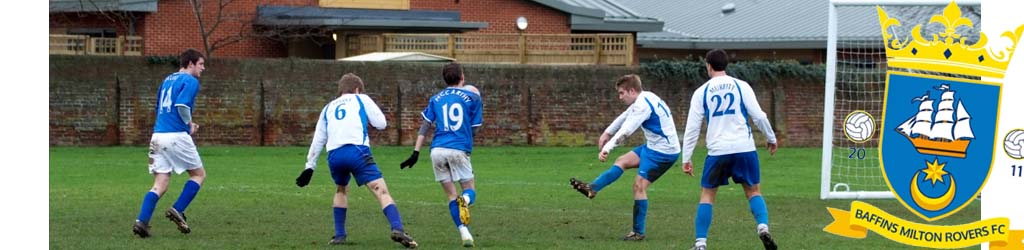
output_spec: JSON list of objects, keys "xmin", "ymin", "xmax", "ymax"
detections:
[
  {"xmin": 256, "ymin": 6, "xmax": 488, "ymax": 31},
  {"xmin": 50, "ymin": 0, "xmax": 158, "ymax": 13},
  {"xmin": 258, "ymin": 1, "xmax": 661, "ymax": 33},
  {"xmin": 532, "ymin": 0, "xmax": 664, "ymax": 32},
  {"xmin": 621, "ymin": 0, "xmax": 980, "ymax": 49},
  {"xmin": 339, "ymin": 52, "xmax": 455, "ymax": 62}
]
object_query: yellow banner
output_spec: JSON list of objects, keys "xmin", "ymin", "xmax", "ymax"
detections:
[{"xmin": 824, "ymin": 201, "xmax": 1024, "ymax": 249}]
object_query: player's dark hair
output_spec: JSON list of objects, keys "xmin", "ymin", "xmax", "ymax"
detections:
[
  {"xmin": 442, "ymin": 62, "xmax": 463, "ymax": 86},
  {"xmin": 338, "ymin": 73, "xmax": 364, "ymax": 95},
  {"xmin": 179, "ymin": 48, "xmax": 205, "ymax": 69},
  {"xmin": 706, "ymin": 49, "xmax": 728, "ymax": 71},
  {"xmin": 615, "ymin": 74, "xmax": 643, "ymax": 92}
]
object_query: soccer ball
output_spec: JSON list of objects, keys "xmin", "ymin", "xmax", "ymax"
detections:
[
  {"xmin": 463, "ymin": 84, "xmax": 480, "ymax": 95},
  {"xmin": 844, "ymin": 111, "xmax": 875, "ymax": 143},
  {"xmin": 1005, "ymin": 129, "xmax": 1024, "ymax": 159}
]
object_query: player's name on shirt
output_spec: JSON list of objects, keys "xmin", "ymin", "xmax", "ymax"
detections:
[
  {"xmin": 706, "ymin": 82, "xmax": 736, "ymax": 94},
  {"xmin": 434, "ymin": 88, "xmax": 475, "ymax": 102},
  {"xmin": 331, "ymin": 96, "xmax": 353, "ymax": 107}
]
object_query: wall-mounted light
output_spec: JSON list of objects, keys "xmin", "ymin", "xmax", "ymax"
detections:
[
  {"xmin": 332, "ymin": 33, "xmax": 338, "ymax": 42},
  {"xmin": 516, "ymin": 16, "xmax": 528, "ymax": 31}
]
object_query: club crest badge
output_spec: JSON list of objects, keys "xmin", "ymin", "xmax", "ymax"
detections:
[
  {"xmin": 824, "ymin": 2, "xmax": 1024, "ymax": 248},
  {"xmin": 880, "ymin": 72, "xmax": 999, "ymax": 221}
]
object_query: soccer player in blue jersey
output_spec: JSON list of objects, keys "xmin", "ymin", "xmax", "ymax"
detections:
[
  {"xmin": 132, "ymin": 48, "xmax": 207, "ymax": 238},
  {"xmin": 399, "ymin": 62, "xmax": 483, "ymax": 247},
  {"xmin": 294, "ymin": 73, "xmax": 418, "ymax": 248},
  {"xmin": 570, "ymin": 74, "xmax": 681, "ymax": 241},
  {"xmin": 681, "ymin": 49, "xmax": 778, "ymax": 250}
]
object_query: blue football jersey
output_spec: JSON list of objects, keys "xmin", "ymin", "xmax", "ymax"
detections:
[
  {"xmin": 421, "ymin": 87, "xmax": 483, "ymax": 153},
  {"xmin": 153, "ymin": 72, "xmax": 200, "ymax": 133}
]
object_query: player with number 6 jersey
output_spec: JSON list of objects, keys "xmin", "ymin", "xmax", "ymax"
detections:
[{"xmin": 295, "ymin": 73, "xmax": 418, "ymax": 248}]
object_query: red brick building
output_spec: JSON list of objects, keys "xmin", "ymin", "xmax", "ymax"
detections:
[{"xmin": 50, "ymin": 0, "xmax": 662, "ymax": 59}]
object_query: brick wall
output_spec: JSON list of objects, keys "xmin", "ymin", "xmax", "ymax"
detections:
[
  {"xmin": 411, "ymin": 0, "xmax": 570, "ymax": 34},
  {"xmin": 140, "ymin": 0, "xmax": 317, "ymax": 58},
  {"xmin": 639, "ymin": 48, "xmax": 826, "ymax": 64},
  {"xmin": 51, "ymin": 0, "xmax": 571, "ymax": 58},
  {"xmin": 50, "ymin": 55, "xmax": 827, "ymax": 147}
]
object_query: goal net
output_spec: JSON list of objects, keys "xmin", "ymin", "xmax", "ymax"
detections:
[{"xmin": 821, "ymin": 0, "xmax": 981, "ymax": 199}]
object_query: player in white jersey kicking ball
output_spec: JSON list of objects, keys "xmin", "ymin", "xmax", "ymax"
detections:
[
  {"xmin": 680, "ymin": 49, "xmax": 778, "ymax": 250},
  {"xmin": 571, "ymin": 74, "xmax": 681, "ymax": 241},
  {"xmin": 295, "ymin": 73, "xmax": 417, "ymax": 248}
]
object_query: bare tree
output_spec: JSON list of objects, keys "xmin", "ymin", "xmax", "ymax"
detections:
[
  {"xmin": 185, "ymin": 0, "xmax": 334, "ymax": 58},
  {"xmin": 187, "ymin": 0, "xmax": 253, "ymax": 59}
]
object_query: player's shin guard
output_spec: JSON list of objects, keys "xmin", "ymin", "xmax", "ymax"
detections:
[
  {"xmin": 382, "ymin": 204, "xmax": 405, "ymax": 232},
  {"xmin": 590, "ymin": 165, "xmax": 624, "ymax": 192},
  {"xmin": 695, "ymin": 203, "xmax": 713, "ymax": 239},
  {"xmin": 172, "ymin": 180, "xmax": 201, "ymax": 213},
  {"xmin": 448, "ymin": 200, "xmax": 463, "ymax": 227},
  {"xmin": 334, "ymin": 207, "xmax": 347, "ymax": 238},
  {"xmin": 633, "ymin": 199, "xmax": 648, "ymax": 235},
  {"xmin": 461, "ymin": 189, "xmax": 476, "ymax": 205},
  {"xmin": 748, "ymin": 195, "xmax": 769, "ymax": 226},
  {"xmin": 136, "ymin": 191, "xmax": 160, "ymax": 223}
]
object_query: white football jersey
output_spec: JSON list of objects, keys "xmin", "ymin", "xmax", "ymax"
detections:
[
  {"xmin": 603, "ymin": 91, "xmax": 681, "ymax": 155},
  {"xmin": 681, "ymin": 75, "xmax": 776, "ymax": 163},
  {"xmin": 304, "ymin": 94, "xmax": 386, "ymax": 169}
]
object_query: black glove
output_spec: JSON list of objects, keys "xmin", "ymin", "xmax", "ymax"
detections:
[
  {"xmin": 296, "ymin": 168, "xmax": 314, "ymax": 187},
  {"xmin": 400, "ymin": 151, "xmax": 420, "ymax": 169}
]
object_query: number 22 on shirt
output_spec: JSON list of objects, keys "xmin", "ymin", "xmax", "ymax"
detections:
[{"xmin": 708, "ymin": 93, "xmax": 737, "ymax": 117}]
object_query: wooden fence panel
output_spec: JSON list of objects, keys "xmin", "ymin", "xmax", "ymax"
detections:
[
  {"xmin": 48, "ymin": 35, "xmax": 143, "ymax": 56},
  {"xmin": 347, "ymin": 33, "xmax": 634, "ymax": 65}
]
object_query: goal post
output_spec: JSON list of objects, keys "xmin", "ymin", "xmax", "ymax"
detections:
[{"xmin": 820, "ymin": 0, "xmax": 982, "ymax": 200}]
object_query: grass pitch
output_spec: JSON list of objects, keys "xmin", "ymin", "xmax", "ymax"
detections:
[{"xmin": 50, "ymin": 146, "xmax": 980, "ymax": 249}]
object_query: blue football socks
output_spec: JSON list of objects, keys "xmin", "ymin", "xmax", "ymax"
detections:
[
  {"xmin": 172, "ymin": 180, "xmax": 201, "ymax": 213},
  {"xmin": 749, "ymin": 195, "xmax": 769, "ymax": 226},
  {"xmin": 633, "ymin": 199, "xmax": 648, "ymax": 235},
  {"xmin": 136, "ymin": 191, "xmax": 160, "ymax": 223},
  {"xmin": 462, "ymin": 189, "xmax": 476, "ymax": 205},
  {"xmin": 695, "ymin": 203, "xmax": 713, "ymax": 239},
  {"xmin": 382, "ymin": 204, "xmax": 405, "ymax": 232},
  {"xmin": 334, "ymin": 207, "xmax": 347, "ymax": 238},
  {"xmin": 590, "ymin": 165, "xmax": 624, "ymax": 192},
  {"xmin": 448, "ymin": 199, "xmax": 463, "ymax": 227}
]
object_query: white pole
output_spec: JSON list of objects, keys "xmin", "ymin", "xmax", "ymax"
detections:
[{"xmin": 821, "ymin": 2, "xmax": 838, "ymax": 200}]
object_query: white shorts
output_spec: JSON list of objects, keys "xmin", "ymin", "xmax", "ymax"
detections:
[
  {"xmin": 148, "ymin": 132, "xmax": 204, "ymax": 174},
  {"xmin": 431, "ymin": 147, "xmax": 474, "ymax": 183}
]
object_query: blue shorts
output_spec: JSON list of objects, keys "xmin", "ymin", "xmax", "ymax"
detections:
[
  {"xmin": 327, "ymin": 145, "xmax": 383, "ymax": 186},
  {"xmin": 701, "ymin": 151, "xmax": 761, "ymax": 188},
  {"xmin": 632, "ymin": 145, "xmax": 680, "ymax": 183}
]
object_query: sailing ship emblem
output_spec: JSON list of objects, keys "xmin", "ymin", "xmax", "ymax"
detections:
[{"xmin": 895, "ymin": 84, "xmax": 974, "ymax": 158}]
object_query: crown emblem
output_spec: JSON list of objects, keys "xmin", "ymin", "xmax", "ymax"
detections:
[{"xmin": 876, "ymin": 0, "xmax": 1024, "ymax": 78}]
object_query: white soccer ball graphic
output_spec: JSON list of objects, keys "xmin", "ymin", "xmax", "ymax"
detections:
[
  {"xmin": 1005, "ymin": 129, "xmax": 1024, "ymax": 159},
  {"xmin": 844, "ymin": 111, "xmax": 875, "ymax": 143}
]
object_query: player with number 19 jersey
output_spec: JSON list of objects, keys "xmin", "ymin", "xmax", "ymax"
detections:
[{"xmin": 421, "ymin": 87, "xmax": 483, "ymax": 153}]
